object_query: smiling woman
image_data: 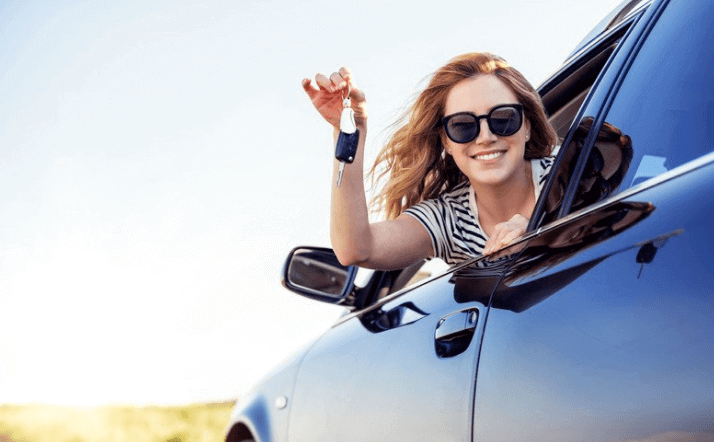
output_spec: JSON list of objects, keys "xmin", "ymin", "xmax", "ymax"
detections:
[{"xmin": 302, "ymin": 52, "xmax": 558, "ymax": 269}]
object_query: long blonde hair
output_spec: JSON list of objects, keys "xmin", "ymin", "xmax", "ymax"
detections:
[{"xmin": 371, "ymin": 52, "xmax": 558, "ymax": 220}]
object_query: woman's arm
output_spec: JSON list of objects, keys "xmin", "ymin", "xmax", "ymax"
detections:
[
  {"xmin": 302, "ymin": 68, "xmax": 433, "ymax": 270},
  {"xmin": 329, "ymin": 124, "xmax": 432, "ymax": 269}
]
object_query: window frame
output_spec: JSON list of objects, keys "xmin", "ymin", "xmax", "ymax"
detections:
[{"xmin": 529, "ymin": 0, "xmax": 666, "ymax": 231}]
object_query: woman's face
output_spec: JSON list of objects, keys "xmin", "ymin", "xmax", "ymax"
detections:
[{"xmin": 443, "ymin": 74, "xmax": 530, "ymax": 189}]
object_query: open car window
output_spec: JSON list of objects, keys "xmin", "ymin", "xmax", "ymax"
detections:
[
  {"xmin": 539, "ymin": 20, "xmax": 627, "ymax": 140},
  {"xmin": 533, "ymin": 13, "xmax": 635, "ymax": 228}
]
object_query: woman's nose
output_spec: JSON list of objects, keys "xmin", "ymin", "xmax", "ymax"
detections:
[{"xmin": 475, "ymin": 118, "xmax": 497, "ymax": 144}]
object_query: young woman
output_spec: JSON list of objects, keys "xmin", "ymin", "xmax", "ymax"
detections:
[{"xmin": 302, "ymin": 53, "xmax": 558, "ymax": 270}]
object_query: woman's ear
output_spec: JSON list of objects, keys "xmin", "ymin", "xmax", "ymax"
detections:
[{"xmin": 440, "ymin": 132, "xmax": 452, "ymax": 156}]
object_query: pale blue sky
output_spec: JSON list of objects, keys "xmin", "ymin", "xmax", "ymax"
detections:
[{"xmin": 1, "ymin": 0, "xmax": 621, "ymax": 405}]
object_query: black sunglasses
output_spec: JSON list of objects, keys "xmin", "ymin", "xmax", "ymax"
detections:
[{"xmin": 441, "ymin": 104, "xmax": 524, "ymax": 144}]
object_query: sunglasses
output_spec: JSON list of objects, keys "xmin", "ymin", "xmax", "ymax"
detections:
[{"xmin": 441, "ymin": 104, "xmax": 524, "ymax": 144}]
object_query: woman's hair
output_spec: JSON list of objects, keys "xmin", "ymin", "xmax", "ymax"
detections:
[{"xmin": 371, "ymin": 52, "xmax": 558, "ymax": 220}]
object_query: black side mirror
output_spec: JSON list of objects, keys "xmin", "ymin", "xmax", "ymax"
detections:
[{"xmin": 282, "ymin": 246, "xmax": 358, "ymax": 305}]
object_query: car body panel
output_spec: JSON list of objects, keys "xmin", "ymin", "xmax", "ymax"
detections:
[
  {"xmin": 286, "ymin": 270, "xmax": 494, "ymax": 442},
  {"xmin": 227, "ymin": 344, "xmax": 313, "ymax": 442},
  {"xmin": 474, "ymin": 155, "xmax": 714, "ymax": 442}
]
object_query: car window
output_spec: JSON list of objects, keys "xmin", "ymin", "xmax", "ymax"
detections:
[
  {"xmin": 540, "ymin": 35, "xmax": 622, "ymax": 140},
  {"xmin": 534, "ymin": 27, "xmax": 628, "ymax": 226},
  {"xmin": 565, "ymin": 0, "xmax": 714, "ymax": 216}
]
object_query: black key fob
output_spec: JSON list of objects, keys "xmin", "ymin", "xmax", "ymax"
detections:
[{"xmin": 335, "ymin": 129, "xmax": 359, "ymax": 164}]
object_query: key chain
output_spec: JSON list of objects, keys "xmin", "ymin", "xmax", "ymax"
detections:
[{"xmin": 335, "ymin": 86, "xmax": 360, "ymax": 187}]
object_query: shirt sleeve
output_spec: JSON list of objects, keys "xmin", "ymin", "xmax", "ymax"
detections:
[{"xmin": 403, "ymin": 199, "xmax": 451, "ymax": 261}]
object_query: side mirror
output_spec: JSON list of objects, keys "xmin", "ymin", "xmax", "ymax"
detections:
[{"xmin": 282, "ymin": 246, "xmax": 358, "ymax": 305}]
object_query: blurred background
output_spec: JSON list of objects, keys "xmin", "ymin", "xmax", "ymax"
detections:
[{"xmin": 1, "ymin": 0, "xmax": 622, "ymax": 410}]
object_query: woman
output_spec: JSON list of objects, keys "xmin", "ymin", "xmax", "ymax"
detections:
[{"xmin": 302, "ymin": 53, "xmax": 558, "ymax": 269}]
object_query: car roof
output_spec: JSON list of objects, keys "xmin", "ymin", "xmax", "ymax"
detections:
[{"xmin": 565, "ymin": 0, "xmax": 652, "ymax": 63}]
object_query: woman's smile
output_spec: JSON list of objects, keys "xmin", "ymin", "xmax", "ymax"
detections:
[{"xmin": 470, "ymin": 150, "xmax": 506, "ymax": 161}]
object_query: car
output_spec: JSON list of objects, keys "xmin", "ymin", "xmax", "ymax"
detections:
[{"xmin": 225, "ymin": 0, "xmax": 714, "ymax": 440}]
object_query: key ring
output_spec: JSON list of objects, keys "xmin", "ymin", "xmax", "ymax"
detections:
[{"xmin": 342, "ymin": 85, "xmax": 351, "ymax": 101}]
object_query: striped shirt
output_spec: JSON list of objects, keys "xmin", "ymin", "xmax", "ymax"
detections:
[{"xmin": 404, "ymin": 156, "xmax": 555, "ymax": 265}]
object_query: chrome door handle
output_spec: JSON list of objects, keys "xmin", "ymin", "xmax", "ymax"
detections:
[
  {"xmin": 435, "ymin": 309, "xmax": 478, "ymax": 341},
  {"xmin": 434, "ymin": 309, "xmax": 479, "ymax": 358}
]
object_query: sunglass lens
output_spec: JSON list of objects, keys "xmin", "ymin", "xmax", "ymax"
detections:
[
  {"xmin": 489, "ymin": 106, "xmax": 522, "ymax": 136},
  {"xmin": 446, "ymin": 114, "xmax": 478, "ymax": 143}
]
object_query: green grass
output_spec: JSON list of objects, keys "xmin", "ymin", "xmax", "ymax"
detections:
[{"xmin": 0, "ymin": 402, "xmax": 235, "ymax": 442}]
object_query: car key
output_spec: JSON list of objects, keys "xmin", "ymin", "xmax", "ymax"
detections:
[{"xmin": 335, "ymin": 91, "xmax": 360, "ymax": 187}]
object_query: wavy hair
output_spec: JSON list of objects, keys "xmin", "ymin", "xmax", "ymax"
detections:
[{"xmin": 371, "ymin": 52, "xmax": 558, "ymax": 220}]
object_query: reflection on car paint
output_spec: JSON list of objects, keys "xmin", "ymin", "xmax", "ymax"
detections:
[
  {"xmin": 360, "ymin": 301, "xmax": 428, "ymax": 333},
  {"xmin": 632, "ymin": 154, "xmax": 668, "ymax": 187}
]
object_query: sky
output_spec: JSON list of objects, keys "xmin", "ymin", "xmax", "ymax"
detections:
[{"xmin": 0, "ymin": 0, "xmax": 623, "ymax": 406}]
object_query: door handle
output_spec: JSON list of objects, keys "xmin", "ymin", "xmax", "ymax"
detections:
[{"xmin": 434, "ymin": 309, "xmax": 479, "ymax": 358}]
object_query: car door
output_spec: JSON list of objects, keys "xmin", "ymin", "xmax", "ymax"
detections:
[
  {"xmin": 474, "ymin": 1, "xmax": 714, "ymax": 440},
  {"xmin": 284, "ymin": 4, "xmax": 646, "ymax": 440},
  {"xmin": 285, "ymin": 263, "xmax": 496, "ymax": 442}
]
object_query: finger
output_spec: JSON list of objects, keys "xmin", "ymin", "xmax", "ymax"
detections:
[
  {"xmin": 315, "ymin": 73, "xmax": 336, "ymax": 92},
  {"xmin": 508, "ymin": 214, "xmax": 528, "ymax": 226},
  {"xmin": 338, "ymin": 66, "xmax": 352, "ymax": 81},
  {"xmin": 503, "ymin": 217, "xmax": 527, "ymax": 242},
  {"xmin": 499, "ymin": 230, "xmax": 520, "ymax": 248},
  {"xmin": 483, "ymin": 237, "xmax": 498, "ymax": 255},
  {"xmin": 302, "ymin": 78, "xmax": 319, "ymax": 100},
  {"xmin": 336, "ymin": 67, "xmax": 366, "ymax": 103},
  {"xmin": 485, "ymin": 228, "xmax": 510, "ymax": 254},
  {"xmin": 329, "ymin": 72, "xmax": 346, "ymax": 91},
  {"xmin": 350, "ymin": 85, "xmax": 366, "ymax": 103}
]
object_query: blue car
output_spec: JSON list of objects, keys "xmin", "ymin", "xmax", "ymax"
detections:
[{"xmin": 226, "ymin": 1, "xmax": 714, "ymax": 440}]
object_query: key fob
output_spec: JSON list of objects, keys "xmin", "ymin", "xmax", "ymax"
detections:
[{"xmin": 336, "ymin": 129, "xmax": 359, "ymax": 164}]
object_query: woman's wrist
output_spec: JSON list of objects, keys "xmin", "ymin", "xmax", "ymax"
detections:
[{"xmin": 332, "ymin": 123, "xmax": 367, "ymax": 141}]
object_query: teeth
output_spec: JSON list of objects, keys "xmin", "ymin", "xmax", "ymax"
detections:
[{"xmin": 473, "ymin": 151, "xmax": 504, "ymax": 160}]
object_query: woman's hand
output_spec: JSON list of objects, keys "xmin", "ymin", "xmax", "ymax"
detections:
[
  {"xmin": 483, "ymin": 214, "xmax": 529, "ymax": 255},
  {"xmin": 302, "ymin": 67, "xmax": 367, "ymax": 131}
]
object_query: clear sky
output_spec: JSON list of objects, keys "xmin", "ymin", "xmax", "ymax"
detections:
[{"xmin": 0, "ymin": 0, "xmax": 622, "ymax": 406}]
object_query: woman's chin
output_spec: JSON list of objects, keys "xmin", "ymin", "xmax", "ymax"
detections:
[{"xmin": 466, "ymin": 164, "xmax": 526, "ymax": 189}]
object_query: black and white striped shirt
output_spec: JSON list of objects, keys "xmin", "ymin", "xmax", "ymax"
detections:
[{"xmin": 404, "ymin": 156, "xmax": 555, "ymax": 265}]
